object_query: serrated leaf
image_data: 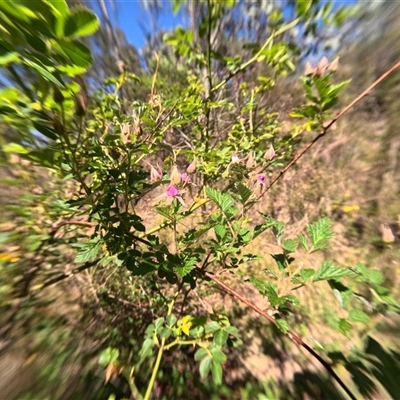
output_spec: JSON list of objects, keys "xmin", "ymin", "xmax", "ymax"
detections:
[
  {"xmin": 297, "ymin": 234, "xmax": 310, "ymax": 251},
  {"xmin": 338, "ymin": 318, "xmax": 353, "ymax": 334},
  {"xmin": 367, "ymin": 270, "xmax": 384, "ymax": 285},
  {"xmin": 313, "ymin": 261, "xmax": 358, "ymax": 282},
  {"xmin": 75, "ymin": 238, "xmax": 100, "ymax": 263},
  {"xmin": 250, "ymin": 279, "xmax": 279, "ymax": 306},
  {"xmin": 155, "ymin": 206, "xmax": 171, "ymax": 219},
  {"xmin": 348, "ymin": 309, "xmax": 370, "ymax": 323},
  {"xmin": 199, "ymin": 356, "xmax": 212, "ymax": 378},
  {"xmin": 214, "ymin": 224, "xmax": 227, "ymax": 241},
  {"xmin": 194, "ymin": 347, "xmax": 208, "ymax": 361},
  {"xmin": 206, "ymin": 187, "xmax": 234, "ymax": 214},
  {"xmin": 275, "ymin": 317, "xmax": 289, "ymax": 333},
  {"xmin": 174, "ymin": 256, "xmax": 196, "ymax": 277},
  {"xmin": 307, "ymin": 217, "xmax": 334, "ymax": 252},
  {"xmin": 235, "ymin": 182, "xmax": 253, "ymax": 204},
  {"xmin": 283, "ymin": 239, "xmax": 298, "ymax": 252},
  {"xmin": 259, "ymin": 214, "xmax": 284, "ymax": 241},
  {"xmin": 211, "ymin": 361, "xmax": 223, "ymax": 385},
  {"xmin": 300, "ymin": 268, "xmax": 315, "ymax": 282},
  {"xmin": 329, "ymin": 280, "xmax": 353, "ymax": 308}
]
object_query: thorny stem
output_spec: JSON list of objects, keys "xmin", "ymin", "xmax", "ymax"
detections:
[
  {"xmin": 202, "ymin": 270, "xmax": 357, "ymax": 400},
  {"xmin": 254, "ymin": 60, "xmax": 400, "ymax": 205}
]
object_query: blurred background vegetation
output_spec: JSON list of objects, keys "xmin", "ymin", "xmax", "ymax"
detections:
[{"xmin": 0, "ymin": 0, "xmax": 399, "ymax": 399}]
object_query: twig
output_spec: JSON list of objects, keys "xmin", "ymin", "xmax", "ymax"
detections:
[
  {"xmin": 37, "ymin": 260, "xmax": 100, "ymax": 290},
  {"xmin": 255, "ymin": 60, "xmax": 400, "ymax": 203},
  {"xmin": 202, "ymin": 270, "xmax": 357, "ymax": 400}
]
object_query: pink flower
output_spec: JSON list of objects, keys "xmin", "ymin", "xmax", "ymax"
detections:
[
  {"xmin": 166, "ymin": 185, "xmax": 179, "ymax": 197},
  {"xmin": 181, "ymin": 173, "xmax": 191, "ymax": 183},
  {"xmin": 256, "ymin": 174, "xmax": 266, "ymax": 183}
]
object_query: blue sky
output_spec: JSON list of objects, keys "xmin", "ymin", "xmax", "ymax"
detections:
[
  {"xmin": 89, "ymin": 0, "xmax": 184, "ymax": 49},
  {"xmin": 88, "ymin": 0, "xmax": 357, "ymax": 51}
]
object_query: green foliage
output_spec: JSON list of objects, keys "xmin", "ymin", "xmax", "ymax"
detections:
[{"xmin": 0, "ymin": 1, "xmax": 398, "ymax": 399}]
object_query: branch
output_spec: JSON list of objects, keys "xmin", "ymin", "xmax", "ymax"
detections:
[
  {"xmin": 212, "ymin": 18, "xmax": 300, "ymax": 93},
  {"xmin": 202, "ymin": 270, "xmax": 357, "ymax": 400},
  {"xmin": 36, "ymin": 259, "xmax": 101, "ymax": 290},
  {"xmin": 255, "ymin": 60, "xmax": 400, "ymax": 203}
]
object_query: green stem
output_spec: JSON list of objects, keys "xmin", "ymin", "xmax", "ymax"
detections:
[{"xmin": 143, "ymin": 293, "xmax": 179, "ymax": 400}]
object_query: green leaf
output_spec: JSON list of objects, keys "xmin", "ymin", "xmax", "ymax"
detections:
[
  {"xmin": 313, "ymin": 261, "xmax": 358, "ymax": 282},
  {"xmin": 283, "ymin": 239, "xmax": 298, "ymax": 252},
  {"xmin": 211, "ymin": 361, "xmax": 223, "ymax": 385},
  {"xmin": 250, "ymin": 278, "xmax": 300, "ymax": 307},
  {"xmin": 64, "ymin": 7, "xmax": 99, "ymax": 37},
  {"xmin": 75, "ymin": 238, "xmax": 100, "ymax": 263},
  {"xmin": 199, "ymin": 356, "xmax": 212, "ymax": 378},
  {"xmin": 214, "ymin": 329, "xmax": 229, "ymax": 346},
  {"xmin": 259, "ymin": 214, "xmax": 284, "ymax": 241},
  {"xmin": 154, "ymin": 317, "xmax": 164, "ymax": 330},
  {"xmin": 250, "ymin": 279, "xmax": 279, "ymax": 306},
  {"xmin": 214, "ymin": 224, "xmax": 227, "ymax": 241},
  {"xmin": 166, "ymin": 314, "xmax": 177, "ymax": 327},
  {"xmin": 275, "ymin": 317, "xmax": 289, "ymax": 333},
  {"xmin": 367, "ymin": 269, "xmax": 384, "ymax": 285},
  {"xmin": 33, "ymin": 121, "xmax": 58, "ymax": 140},
  {"xmin": 300, "ymin": 268, "xmax": 315, "ymax": 282},
  {"xmin": 205, "ymin": 321, "xmax": 221, "ymax": 334},
  {"xmin": 348, "ymin": 309, "xmax": 370, "ymax": 323},
  {"xmin": 338, "ymin": 318, "xmax": 353, "ymax": 334},
  {"xmin": 194, "ymin": 348, "xmax": 208, "ymax": 362},
  {"xmin": 235, "ymin": 182, "xmax": 253, "ymax": 204},
  {"xmin": 2, "ymin": 143, "xmax": 28, "ymax": 154},
  {"xmin": 307, "ymin": 217, "xmax": 334, "ymax": 252},
  {"xmin": 206, "ymin": 187, "xmax": 234, "ymax": 214},
  {"xmin": 24, "ymin": 59, "xmax": 64, "ymax": 87},
  {"xmin": 98, "ymin": 347, "xmax": 119, "ymax": 367},
  {"xmin": 56, "ymin": 39, "xmax": 93, "ymax": 68},
  {"xmin": 211, "ymin": 349, "xmax": 227, "ymax": 364},
  {"xmin": 297, "ymin": 234, "xmax": 310, "ymax": 251}
]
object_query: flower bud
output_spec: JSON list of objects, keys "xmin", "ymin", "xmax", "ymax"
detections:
[
  {"xmin": 246, "ymin": 152, "xmax": 256, "ymax": 169},
  {"xmin": 328, "ymin": 57, "xmax": 339, "ymax": 72},
  {"xmin": 170, "ymin": 166, "xmax": 181, "ymax": 185},
  {"xmin": 264, "ymin": 144, "xmax": 275, "ymax": 161},
  {"xmin": 53, "ymin": 85, "xmax": 64, "ymax": 104},
  {"xmin": 316, "ymin": 56, "xmax": 329, "ymax": 76},
  {"xmin": 304, "ymin": 61, "xmax": 316, "ymax": 76},
  {"xmin": 187, "ymin": 158, "xmax": 197, "ymax": 174},
  {"xmin": 150, "ymin": 165, "xmax": 162, "ymax": 182},
  {"xmin": 75, "ymin": 94, "xmax": 86, "ymax": 117}
]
